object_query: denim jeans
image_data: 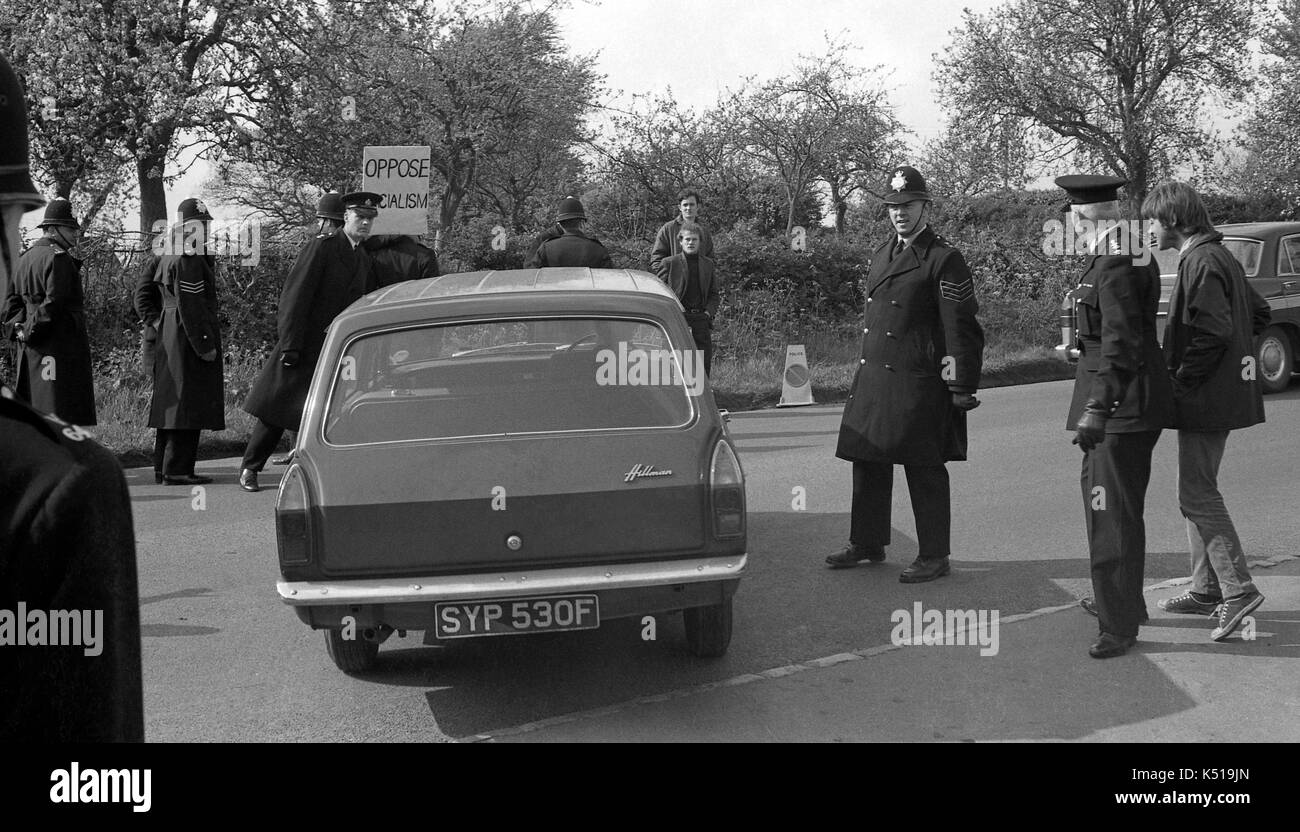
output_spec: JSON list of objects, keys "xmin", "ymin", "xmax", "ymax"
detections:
[{"xmin": 1177, "ymin": 430, "xmax": 1257, "ymax": 599}]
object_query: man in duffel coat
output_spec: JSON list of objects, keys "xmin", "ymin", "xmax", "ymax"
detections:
[
  {"xmin": 1056, "ymin": 175, "xmax": 1175, "ymax": 660},
  {"xmin": 1144, "ymin": 180, "xmax": 1271, "ymax": 642},
  {"xmin": 238, "ymin": 191, "xmax": 378, "ymax": 492},
  {"xmin": 827, "ymin": 166, "xmax": 984, "ymax": 583},
  {"xmin": 2, "ymin": 198, "xmax": 97, "ymax": 425},
  {"xmin": 135, "ymin": 196, "xmax": 225, "ymax": 485}
]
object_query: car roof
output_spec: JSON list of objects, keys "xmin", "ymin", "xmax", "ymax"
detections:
[
  {"xmin": 355, "ymin": 268, "xmax": 677, "ymax": 310},
  {"xmin": 1218, "ymin": 222, "xmax": 1300, "ymax": 239}
]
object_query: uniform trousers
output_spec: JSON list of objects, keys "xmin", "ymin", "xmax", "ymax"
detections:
[
  {"xmin": 850, "ymin": 460, "xmax": 950, "ymax": 560},
  {"xmin": 241, "ymin": 418, "xmax": 289, "ymax": 472},
  {"xmin": 153, "ymin": 429, "xmax": 200, "ymax": 478},
  {"xmin": 1081, "ymin": 430, "xmax": 1160, "ymax": 638}
]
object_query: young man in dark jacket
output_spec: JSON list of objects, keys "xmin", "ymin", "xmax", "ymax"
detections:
[
  {"xmin": 1144, "ymin": 181, "xmax": 1271, "ymax": 641},
  {"xmin": 657, "ymin": 223, "xmax": 718, "ymax": 373}
]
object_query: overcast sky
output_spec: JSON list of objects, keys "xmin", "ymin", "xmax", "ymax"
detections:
[{"xmin": 554, "ymin": 0, "xmax": 1005, "ymax": 140}]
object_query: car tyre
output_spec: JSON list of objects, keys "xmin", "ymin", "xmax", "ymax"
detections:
[
  {"xmin": 1258, "ymin": 326, "xmax": 1293, "ymax": 394},
  {"xmin": 325, "ymin": 629, "xmax": 379, "ymax": 673},
  {"xmin": 683, "ymin": 598, "xmax": 732, "ymax": 658}
]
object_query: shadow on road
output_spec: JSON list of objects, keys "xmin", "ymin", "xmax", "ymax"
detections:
[{"xmin": 299, "ymin": 510, "xmax": 1294, "ymax": 740}]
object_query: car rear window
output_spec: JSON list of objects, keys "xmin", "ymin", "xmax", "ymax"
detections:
[
  {"xmin": 1222, "ymin": 238, "xmax": 1262, "ymax": 277},
  {"xmin": 323, "ymin": 317, "xmax": 698, "ymax": 444}
]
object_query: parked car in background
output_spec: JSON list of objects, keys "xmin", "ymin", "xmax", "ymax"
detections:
[
  {"xmin": 1059, "ymin": 222, "xmax": 1300, "ymax": 394},
  {"xmin": 274, "ymin": 268, "xmax": 747, "ymax": 673}
]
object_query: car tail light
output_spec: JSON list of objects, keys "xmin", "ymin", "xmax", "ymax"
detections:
[
  {"xmin": 709, "ymin": 440, "xmax": 745, "ymax": 539},
  {"xmin": 276, "ymin": 464, "xmax": 314, "ymax": 565}
]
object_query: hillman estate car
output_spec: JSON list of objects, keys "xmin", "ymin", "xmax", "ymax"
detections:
[{"xmin": 274, "ymin": 268, "xmax": 747, "ymax": 673}]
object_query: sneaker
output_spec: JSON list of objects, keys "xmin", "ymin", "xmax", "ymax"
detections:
[
  {"xmin": 1158, "ymin": 591, "xmax": 1221, "ymax": 616},
  {"xmin": 1209, "ymin": 591, "xmax": 1264, "ymax": 642}
]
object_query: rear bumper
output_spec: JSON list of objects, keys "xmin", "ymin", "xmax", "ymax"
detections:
[{"xmin": 278, "ymin": 554, "xmax": 746, "ymax": 627}]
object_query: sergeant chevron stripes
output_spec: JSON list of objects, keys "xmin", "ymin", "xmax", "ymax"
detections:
[
  {"xmin": 178, "ymin": 280, "xmax": 206, "ymax": 294},
  {"xmin": 940, "ymin": 277, "xmax": 974, "ymax": 303}
]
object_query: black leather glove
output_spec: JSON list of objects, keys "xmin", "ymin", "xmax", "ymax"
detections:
[
  {"xmin": 281, "ymin": 350, "xmax": 301, "ymax": 368},
  {"xmin": 1073, "ymin": 403, "xmax": 1109, "ymax": 452},
  {"xmin": 951, "ymin": 392, "xmax": 980, "ymax": 411}
]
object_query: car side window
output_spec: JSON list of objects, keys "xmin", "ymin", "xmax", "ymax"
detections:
[
  {"xmin": 1279, "ymin": 236, "xmax": 1300, "ymax": 277},
  {"xmin": 1222, "ymin": 238, "xmax": 1262, "ymax": 277}
]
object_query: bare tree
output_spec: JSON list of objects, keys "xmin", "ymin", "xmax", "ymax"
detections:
[
  {"xmin": 934, "ymin": 0, "xmax": 1256, "ymax": 212},
  {"xmin": 728, "ymin": 43, "xmax": 904, "ymax": 235}
]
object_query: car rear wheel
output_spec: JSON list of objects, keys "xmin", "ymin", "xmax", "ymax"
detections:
[
  {"xmin": 683, "ymin": 598, "xmax": 732, "ymax": 658},
  {"xmin": 325, "ymin": 629, "xmax": 379, "ymax": 673},
  {"xmin": 1258, "ymin": 326, "xmax": 1293, "ymax": 394}
]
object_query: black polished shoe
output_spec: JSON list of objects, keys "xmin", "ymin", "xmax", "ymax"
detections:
[
  {"xmin": 899, "ymin": 556, "xmax": 950, "ymax": 584},
  {"xmin": 825, "ymin": 544, "xmax": 886, "ymax": 569},
  {"xmin": 1089, "ymin": 632, "xmax": 1137, "ymax": 659},
  {"xmin": 239, "ymin": 469, "xmax": 260, "ymax": 493},
  {"xmin": 271, "ymin": 452, "xmax": 295, "ymax": 466},
  {"xmin": 163, "ymin": 474, "xmax": 213, "ymax": 486},
  {"xmin": 1079, "ymin": 597, "xmax": 1149, "ymax": 624}
]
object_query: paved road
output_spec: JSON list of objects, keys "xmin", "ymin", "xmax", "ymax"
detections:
[{"xmin": 130, "ymin": 379, "xmax": 1300, "ymax": 742}]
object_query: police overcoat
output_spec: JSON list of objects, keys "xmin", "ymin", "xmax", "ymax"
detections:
[
  {"xmin": 135, "ymin": 250, "xmax": 225, "ymax": 430},
  {"xmin": 2, "ymin": 239, "xmax": 96, "ymax": 424},
  {"xmin": 0, "ymin": 388, "xmax": 144, "ymax": 741},
  {"xmin": 836, "ymin": 227, "xmax": 984, "ymax": 465},
  {"xmin": 525, "ymin": 229, "xmax": 613, "ymax": 268},
  {"xmin": 242, "ymin": 231, "xmax": 372, "ymax": 430},
  {"xmin": 1065, "ymin": 253, "xmax": 1174, "ymax": 432},
  {"xmin": 1164, "ymin": 232, "xmax": 1270, "ymax": 431}
]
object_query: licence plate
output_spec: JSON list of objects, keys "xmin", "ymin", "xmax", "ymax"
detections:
[{"xmin": 434, "ymin": 595, "xmax": 600, "ymax": 639}]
